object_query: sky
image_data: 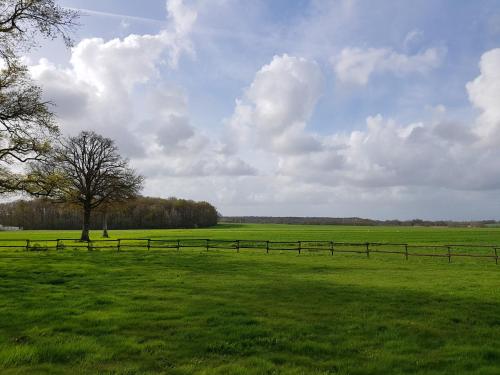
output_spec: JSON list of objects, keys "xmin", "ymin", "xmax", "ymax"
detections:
[{"xmin": 24, "ymin": 0, "xmax": 500, "ymax": 220}]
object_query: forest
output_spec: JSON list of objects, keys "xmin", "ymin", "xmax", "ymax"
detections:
[
  {"xmin": 0, "ymin": 197, "xmax": 218, "ymax": 230},
  {"xmin": 221, "ymin": 216, "xmax": 499, "ymax": 227}
]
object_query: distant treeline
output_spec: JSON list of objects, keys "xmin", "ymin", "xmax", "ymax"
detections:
[
  {"xmin": 221, "ymin": 216, "xmax": 499, "ymax": 227},
  {"xmin": 0, "ymin": 197, "xmax": 218, "ymax": 230}
]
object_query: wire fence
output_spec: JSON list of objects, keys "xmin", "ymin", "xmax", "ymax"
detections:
[{"xmin": 0, "ymin": 237, "xmax": 498, "ymax": 264}]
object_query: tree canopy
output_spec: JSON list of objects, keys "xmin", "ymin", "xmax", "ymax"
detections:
[{"xmin": 0, "ymin": 0, "xmax": 78, "ymax": 193}]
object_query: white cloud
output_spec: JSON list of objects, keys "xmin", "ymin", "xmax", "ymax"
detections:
[
  {"xmin": 467, "ymin": 48, "xmax": 500, "ymax": 143},
  {"xmin": 137, "ymin": 86, "xmax": 256, "ymax": 177},
  {"xmin": 228, "ymin": 54, "xmax": 323, "ymax": 155},
  {"xmin": 124, "ymin": 46, "xmax": 500, "ymax": 202},
  {"xmin": 276, "ymin": 111, "xmax": 500, "ymax": 191},
  {"xmin": 165, "ymin": 0, "xmax": 198, "ymax": 67},
  {"xmin": 225, "ymin": 49, "xmax": 500, "ymax": 197},
  {"xmin": 179, "ymin": 40, "xmax": 500, "ymax": 218},
  {"xmin": 30, "ymin": 0, "xmax": 198, "ymax": 139},
  {"xmin": 333, "ymin": 46, "xmax": 446, "ymax": 85},
  {"xmin": 29, "ymin": 0, "xmax": 254, "ymax": 179}
]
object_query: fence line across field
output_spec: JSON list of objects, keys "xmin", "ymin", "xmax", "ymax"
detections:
[{"xmin": 0, "ymin": 237, "xmax": 498, "ymax": 264}]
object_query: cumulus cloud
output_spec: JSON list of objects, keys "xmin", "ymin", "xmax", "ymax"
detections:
[
  {"xmin": 136, "ymin": 85, "xmax": 257, "ymax": 177},
  {"xmin": 333, "ymin": 46, "xmax": 446, "ymax": 85},
  {"xmin": 28, "ymin": 0, "xmax": 255, "ymax": 179},
  {"xmin": 467, "ymin": 48, "xmax": 500, "ymax": 143},
  {"xmin": 164, "ymin": 43, "xmax": 497, "ymax": 217},
  {"xmin": 275, "ymin": 112, "xmax": 500, "ymax": 191},
  {"xmin": 225, "ymin": 48, "xmax": 500, "ymax": 195},
  {"xmin": 165, "ymin": 0, "xmax": 198, "ymax": 67},
  {"xmin": 228, "ymin": 54, "xmax": 323, "ymax": 155},
  {"xmin": 135, "ymin": 45, "xmax": 499, "ymax": 197},
  {"xmin": 30, "ymin": 0, "xmax": 198, "ymax": 145},
  {"xmin": 305, "ymin": 115, "xmax": 492, "ymax": 189},
  {"xmin": 307, "ymin": 46, "xmax": 500, "ymax": 190}
]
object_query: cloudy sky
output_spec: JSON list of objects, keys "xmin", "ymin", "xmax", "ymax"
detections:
[{"xmin": 26, "ymin": 0, "xmax": 500, "ymax": 220}]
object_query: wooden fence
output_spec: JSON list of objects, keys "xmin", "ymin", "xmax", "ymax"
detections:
[{"xmin": 0, "ymin": 238, "xmax": 498, "ymax": 264}]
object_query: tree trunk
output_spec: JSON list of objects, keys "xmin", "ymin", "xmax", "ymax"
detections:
[
  {"xmin": 102, "ymin": 210, "xmax": 109, "ymax": 238},
  {"xmin": 80, "ymin": 205, "xmax": 91, "ymax": 242}
]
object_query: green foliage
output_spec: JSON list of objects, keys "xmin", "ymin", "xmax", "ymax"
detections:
[{"xmin": 0, "ymin": 225, "xmax": 499, "ymax": 373}]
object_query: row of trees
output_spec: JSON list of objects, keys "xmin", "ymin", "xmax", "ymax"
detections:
[
  {"xmin": 0, "ymin": 197, "xmax": 219, "ymax": 230},
  {"xmin": 221, "ymin": 216, "xmax": 498, "ymax": 227}
]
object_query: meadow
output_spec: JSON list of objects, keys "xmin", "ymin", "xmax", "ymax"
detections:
[{"xmin": 0, "ymin": 224, "xmax": 500, "ymax": 374}]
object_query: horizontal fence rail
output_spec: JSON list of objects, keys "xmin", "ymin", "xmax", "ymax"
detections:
[{"xmin": 0, "ymin": 237, "xmax": 498, "ymax": 265}]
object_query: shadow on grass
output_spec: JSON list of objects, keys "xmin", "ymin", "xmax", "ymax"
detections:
[
  {"xmin": 0, "ymin": 252, "xmax": 499, "ymax": 374},
  {"xmin": 211, "ymin": 223, "xmax": 249, "ymax": 229}
]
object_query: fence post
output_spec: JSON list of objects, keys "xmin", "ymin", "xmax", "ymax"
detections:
[
  {"xmin": 117, "ymin": 239, "xmax": 121, "ymax": 252},
  {"xmin": 494, "ymin": 247, "xmax": 498, "ymax": 265},
  {"xmin": 206, "ymin": 239, "xmax": 209, "ymax": 251},
  {"xmin": 87, "ymin": 240, "xmax": 91, "ymax": 251},
  {"xmin": 236, "ymin": 240, "xmax": 240, "ymax": 253},
  {"xmin": 365, "ymin": 242, "xmax": 370, "ymax": 258},
  {"xmin": 405, "ymin": 244, "xmax": 409, "ymax": 260},
  {"xmin": 25, "ymin": 239, "xmax": 30, "ymax": 252},
  {"xmin": 330, "ymin": 241, "xmax": 334, "ymax": 256},
  {"xmin": 147, "ymin": 239, "xmax": 151, "ymax": 251},
  {"xmin": 266, "ymin": 241, "xmax": 269, "ymax": 254},
  {"xmin": 56, "ymin": 239, "xmax": 60, "ymax": 251},
  {"xmin": 177, "ymin": 239, "xmax": 180, "ymax": 251},
  {"xmin": 447, "ymin": 246, "xmax": 451, "ymax": 263},
  {"xmin": 298, "ymin": 241, "xmax": 301, "ymax": 255}
]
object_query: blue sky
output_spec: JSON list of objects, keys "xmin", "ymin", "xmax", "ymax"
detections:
[{"xmin": 27, "ymin": 0, "xmax": 500, "ymax": 219}]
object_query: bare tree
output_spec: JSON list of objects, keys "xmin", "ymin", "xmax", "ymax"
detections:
[
  {"xmin": 0, "ymin": 0, "xmax": 78, "ymax": 54},
  {"xmin": 0, "ymin": 60, "xmax": 56, "ymax": 192},
  {"xmin": 0, "ymin": 1, "xmax": 78, "ymax": 193},
  {"xmin": 27, "ymin": 131, "xmax": 144, "ymax": 241}
]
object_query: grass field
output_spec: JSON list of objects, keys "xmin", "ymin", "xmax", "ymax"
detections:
[
  {"xmin": 1, "ymin": 224, "xmax": 500, "ymax": 374},
  {"xmin": 3, "ymin": 223, "xmax": 500, "ymax": 244}
]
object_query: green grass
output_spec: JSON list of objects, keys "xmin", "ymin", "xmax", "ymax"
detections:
[
  {"xmin": 4, "ymin": 223, "xmax": 500, "ymax": 244},
  {"xmin": 1, "ymin": 224, "xmax": 500, "ymax": 374}
]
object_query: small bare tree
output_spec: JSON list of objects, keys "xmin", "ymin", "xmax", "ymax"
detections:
[
  {"xmin": 0, "ymin": 1, "xmax": 78, "ymax": 193},
  {"xmin": 27, "ymin": 131, "xmax": 144, "ymax": 241}
]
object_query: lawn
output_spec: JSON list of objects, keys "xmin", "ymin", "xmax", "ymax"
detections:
[{"xmin": 0, "ymin": 224, "xmax": 500, "ymax": 374}]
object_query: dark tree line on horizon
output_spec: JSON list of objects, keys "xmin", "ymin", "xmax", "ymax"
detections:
[
  {"xmin": 0, "ymin": 196, "xmax": 219, "ymax": 230},
  {"xmin": 221, "ymin": 216, "xmax": 499, "ymax": 228}
]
